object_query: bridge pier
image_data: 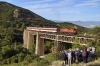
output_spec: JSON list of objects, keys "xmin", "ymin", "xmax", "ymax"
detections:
[
  {"xmin": 23, "ymin": 30, "xmax": 34, "ymax": 49},
  {"xmin": 27, "ymin": 32, "xmax": 34, "ymax": 49},
  {"xmin": 35, "ymin": 32, "xmax": 44, "ymax": 56},
  {"xmin": 23, "ymin": 29, "xmax": 28, "ymax": 48},
  {"xmin": 54, "ymin": 41, "xmax": 61, "ymax": 52}
]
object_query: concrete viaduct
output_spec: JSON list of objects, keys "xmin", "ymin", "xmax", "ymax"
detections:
[{"xmin": 23, "ymin": 27, "xmax": 94, "ymax": 56}]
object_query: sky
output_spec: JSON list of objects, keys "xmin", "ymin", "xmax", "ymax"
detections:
[{"xmin": 0, "ymin": 0, "xmax": 100, "ymax": 21}]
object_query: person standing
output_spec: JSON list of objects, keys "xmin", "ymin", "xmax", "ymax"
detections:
[
  {"xmin": 68, "ymin": 49, "xmax": 72, "ymax": 66},
  {"xmin": 64, "ymin": 50, "xmax": 68, "ymax": 65},
  {"xmin": 92, "ymin": 47, "xmax": 95, "ymax": 61},
  {"xmin": 75, "ymin": 50, "xmax": 78, "ymax": 64},
  {"xmin": 82, "ymin": 49, "xmax": 87, "ymax": 63},
  {"xmin": 71, "ymin": 49, "xmax": 75, "ymax": 63}
]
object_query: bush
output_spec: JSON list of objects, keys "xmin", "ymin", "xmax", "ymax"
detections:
[
  {"xmin": 44, "ymin": 52, "xmax": 60, "ymax": 63},
  {"xmin": 30, "ymin": 52, "xmax": 59, "ymax": 66},
  {"xmin": 24, "ymin": 55, "xmax": 34, "ymax": 63},
  {"xmin": 11, "ymin": 56, "xmax": 18, "ymax": 63},
  {"xmin": 32, "ymin": 58, "xmax": 50, "ymax": 66},
  {"xmin": 18, "ymin": 52, "xmax": 25, "ymax": 62}
]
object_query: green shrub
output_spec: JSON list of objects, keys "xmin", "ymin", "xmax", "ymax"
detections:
[
  {"xmin": 24, "ymin": 55, "xmax": 33, "ymax": 63},
  {"xmin": 44, "ymin": 52, "xmax": 60, "ymax": 63},
  {"xmin": 31, "ymin": 52, "xmax": 59, "ymax": 66},
  {"xmin": 10, "ymin": 56, "xmax": 18, "ymax": 63},
  {"xmin": 18, "ymin": 52, "xmax": 25, "ymax": 62},
  {"xmin": 32, "ymin": 58, "xmax": 50, "ymax": 66},
  {"xmin": 2, "ymin": 59, "xmax": 7, "ymax": 64}
]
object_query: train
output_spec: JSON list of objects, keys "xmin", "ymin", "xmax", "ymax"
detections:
[
  {"xmin": 27, "ymin": 27, "xmax": 77, "ymax": 35},
  {"xmin": 58, "ymin": 28, "xmax": 77, "ymax": 35}
]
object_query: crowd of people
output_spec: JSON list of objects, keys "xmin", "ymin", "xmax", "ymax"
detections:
[{"xmin": 59, "ymin": 47, "xmax": 96, "ymax": 66}]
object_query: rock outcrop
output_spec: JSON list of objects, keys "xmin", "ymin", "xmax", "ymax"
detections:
[{"xmin": 13, "ymin": 9, "xmax": 20, "ymax": 18}]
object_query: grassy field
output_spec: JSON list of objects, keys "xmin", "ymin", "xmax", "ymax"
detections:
[{"xmin": 50, "ymin": 58, "xmax": 100, "ymax": 66}]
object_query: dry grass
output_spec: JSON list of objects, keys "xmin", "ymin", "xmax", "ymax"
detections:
[
  {"xmin": 49, "ymin": 61, "xmax": 64, "ymax": 66},
  {"xmin": 50, "ymin": 58, "xmax": 100, "ymax": 66}
]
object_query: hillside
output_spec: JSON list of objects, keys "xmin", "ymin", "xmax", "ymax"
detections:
[{"xmin": 0, "ymin": 1, "xmax": 58, "ymax": 28}]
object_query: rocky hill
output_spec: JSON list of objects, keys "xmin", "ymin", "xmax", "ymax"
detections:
[
  {"xmin": 0, "ymin": 1, "xmax": 44, "ymax": 21},
  {"xmin": 0, "ymin": 1, "xmax": 58, "ymax": 27}
]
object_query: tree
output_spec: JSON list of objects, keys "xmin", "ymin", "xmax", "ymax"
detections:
[
  {"xmin": 16, "ymin": 24, "xmax": 20, "ymax": 29},
  {"xmin": 44, "ymin": 40, "xmax": 54, "ymax": 54},
  {"xmin": 28, "ymin": 44, "xmax": 35, "ymax": 55},
  {"xmin": 1, "ymin": 45, "xmax": 12, "ymax": 58},
  {"xmin": 92, "ymin": 26, "xmax": 100, "ymax": 36},
  {"xmin": 18, "ymin": 52, "xmax": 25, "ymax": 62},
  {"xmin": 21, "ymin": 23, "xmax": 25, "ymax": 30},
  {"xmin": 2, "ymin": 22, "xmax": 10, "ymax": 28}
]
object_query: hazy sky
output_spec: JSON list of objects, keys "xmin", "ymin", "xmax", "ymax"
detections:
[{"xmin": 0, "ymin": 0, "xmax": 100, "ymax": 21}]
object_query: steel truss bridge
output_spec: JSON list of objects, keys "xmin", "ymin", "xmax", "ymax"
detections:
[{"xmin": 23, "ymin": 27, "xmax": 94, "ymax": 56}]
